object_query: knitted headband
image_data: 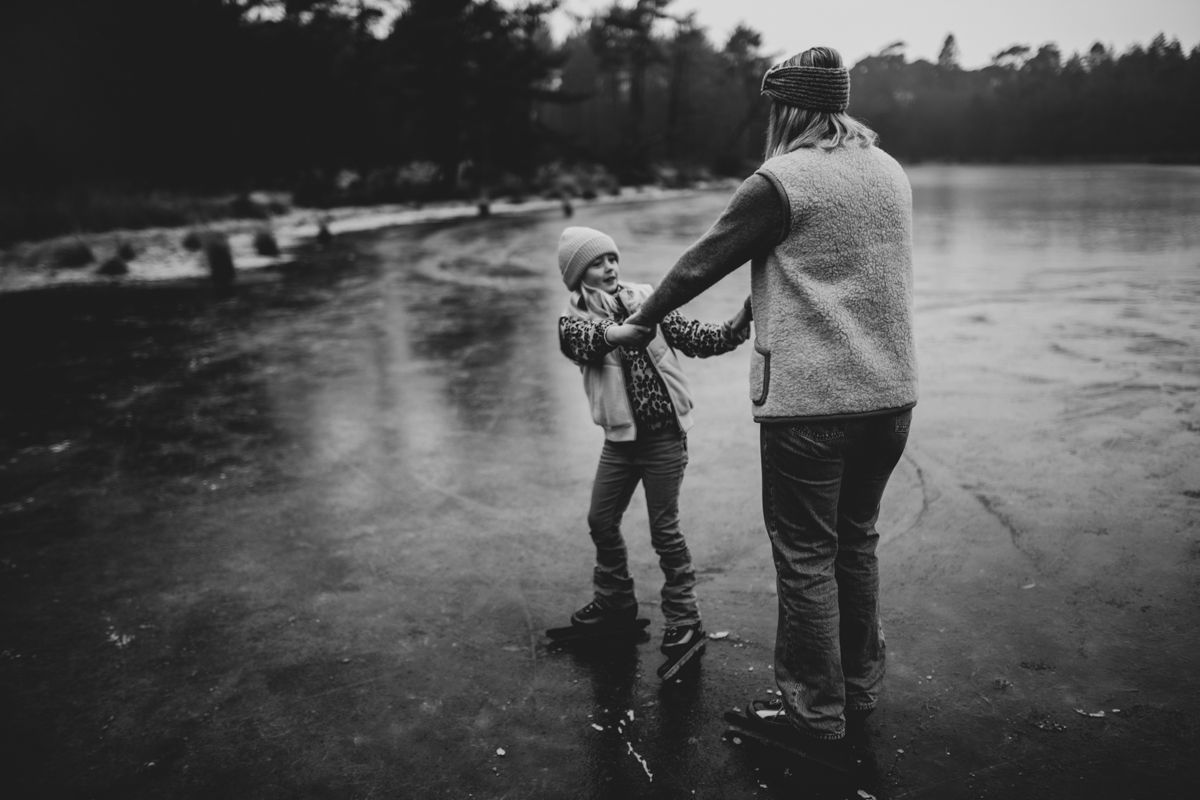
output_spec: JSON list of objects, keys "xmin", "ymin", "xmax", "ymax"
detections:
[{"xmin": 760, "ymin": 64, "xmax": 850, "ymax": 112}]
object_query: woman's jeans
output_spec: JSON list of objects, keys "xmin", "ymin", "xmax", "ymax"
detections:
[
  {"xmin": 760, "ymin": 410, "xmax": 911, "ymax": 740},
  {"xmin": 587, "ymin": 430, "xmax": 699, "ymax": 627}
]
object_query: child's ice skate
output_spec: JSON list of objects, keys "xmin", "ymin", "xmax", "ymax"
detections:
[
  {"xmin": 656, "ymin": 622, "xmax": 706, "ymax": 680},
  {"xmin": 545, "ymin": 600, "xmax": 649, "ymax": 646}
]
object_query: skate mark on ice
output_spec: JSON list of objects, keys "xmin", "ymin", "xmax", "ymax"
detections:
[
  {"xmin": 968, "ymin": 490, "xmax": 1046, "ymax": 577},
  {"xmin": 879, "ymin": 449, "xmax": 933, "ymax": 547},
  {"xmin": 615, "ymin": 710, "xmax": 653, "ymax": 782}
]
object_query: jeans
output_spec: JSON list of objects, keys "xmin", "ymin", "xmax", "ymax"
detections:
[
  {"xmin": 760, "ymin": 410, "xmax": 911, "ymax": 740},
  {"xmin": 586, "ymin": 430, "xmax": 699, "ymax": 627}
]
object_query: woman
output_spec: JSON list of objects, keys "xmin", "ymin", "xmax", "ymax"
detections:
[{"xmin": 625, "ymin": 45, "xmax": 917, "ymax": 760}]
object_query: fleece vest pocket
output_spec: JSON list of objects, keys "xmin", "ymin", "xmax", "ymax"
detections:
[{"xmin": 750, "ymin": 346, "xmax": 771, "ymax": 406}]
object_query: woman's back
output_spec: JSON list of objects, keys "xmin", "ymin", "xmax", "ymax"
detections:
[{"xmin": 749, "ymin": 144, "xmax": 916, "ymax": 420}]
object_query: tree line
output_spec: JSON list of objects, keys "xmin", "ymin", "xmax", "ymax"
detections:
[
  {"xmin": 1, "ymin": 0, "xmax": 1197, "ymax": 241},
  {"xmin": 853, "ymin": 33, "xmax": 1200, "ymax": 162}
]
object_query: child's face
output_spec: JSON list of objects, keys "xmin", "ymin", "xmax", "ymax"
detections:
[{"xmin": 581, "ymin": 252, "xmax": 620, "ymax": 294}]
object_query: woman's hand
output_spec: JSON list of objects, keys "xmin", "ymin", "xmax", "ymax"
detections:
[{"xmin": 605, "ymin": 323, "xmax": 654, "ymax": 348}]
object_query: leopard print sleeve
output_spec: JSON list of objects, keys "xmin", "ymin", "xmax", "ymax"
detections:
[
  {"xmin": 659, "ymin": 311, "xmax": 740, "ymax": 358},
  {"xmin": 559, "ymin": 315, "xmax": 616, "ymax": 365}
]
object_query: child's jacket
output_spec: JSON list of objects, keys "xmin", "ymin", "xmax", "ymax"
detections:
[{"xmin": 559, "ymin": 282, "xmax": 740, "ymax": 442}]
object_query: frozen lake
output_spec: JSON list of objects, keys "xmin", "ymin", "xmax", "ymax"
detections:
[{"xmin": 2, "ymin": 163, "xmax": 1198, "ymax": 798}]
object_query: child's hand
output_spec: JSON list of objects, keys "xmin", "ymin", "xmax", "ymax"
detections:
[
  {"xmin": 605, "ymin": 323, "xmax": 653, "ymax": 348},
  {"xmin": 726, "ymin": 300, "xmax": 752, "ymax": 343}
]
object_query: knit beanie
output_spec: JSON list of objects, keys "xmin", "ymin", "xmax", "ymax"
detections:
[{"xmin": 558, "ymin": 226, "xmax": 619, "ymax": 290}]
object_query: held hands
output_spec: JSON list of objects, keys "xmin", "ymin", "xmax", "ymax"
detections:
[
  {"xmin": 725, "ymin": 298, "xmax": 753, "ymax": 344},
  {"xmin": 605, "ymin": 322, "xmax": 654, "ymax": 348}
]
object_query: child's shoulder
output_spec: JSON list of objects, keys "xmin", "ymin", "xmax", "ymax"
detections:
[
  {"xmin": 561, "ymin": 296, "xmax": 589, "ymax": 319},
  {"xmin": 619, "ymin": 282, "xmax": 654, "ymax": 303}
]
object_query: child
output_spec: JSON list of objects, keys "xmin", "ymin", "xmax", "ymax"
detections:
[{"xmin": 556, "ymin": 225, "xmax": 751, "ymax": 679}]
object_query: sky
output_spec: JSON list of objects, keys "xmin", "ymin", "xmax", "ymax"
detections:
[{"xmin": 535, "ymin": 0, "xmax": 1200, "ymax": 69}]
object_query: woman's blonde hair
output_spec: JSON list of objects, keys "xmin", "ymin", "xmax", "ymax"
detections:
[{"xmin": 763, "ymin": 46, "xmax": 877, "ymax": 159}]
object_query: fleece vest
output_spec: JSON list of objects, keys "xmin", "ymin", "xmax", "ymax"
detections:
[
  {"xmin": 750, "ymin": 144, "xmax": 917, "ymax": 421},
  {"xmin": 564, "ymin": 282, "xmax": 695, "ymax": 441}
]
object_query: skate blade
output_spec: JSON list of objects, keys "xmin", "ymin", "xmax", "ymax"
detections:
[
  {"xmin": 657, "ymin": 639, "xmax": 706, "ymax": 680},
  {"xmin": 545, "ymin": 617, "xmax": 651, "ymax": 644},
  {"xmin": 721, "ymin": 711, "xmax": 855, "ymax": 774}
]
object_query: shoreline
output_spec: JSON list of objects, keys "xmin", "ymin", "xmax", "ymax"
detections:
[{"xmin": 0, "ymin": 186, "xmax": 716, "ymax": 296}]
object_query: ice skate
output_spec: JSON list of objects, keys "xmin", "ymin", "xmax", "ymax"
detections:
[
  {"xmin": 656, "ymin": 622, "xmax": 706, "ymax": 680},
  {"xmin": 722, "ymin": 698, "xmax": 866, "ymax": 775},
  {"xmin": 545, "ymin": 600, "xmax": 649, "ymax": 646}
]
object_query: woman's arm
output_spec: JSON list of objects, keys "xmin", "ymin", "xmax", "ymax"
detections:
[{"xmin": 625, "ymin": 173, "xmax": 785, "ymax": 328}]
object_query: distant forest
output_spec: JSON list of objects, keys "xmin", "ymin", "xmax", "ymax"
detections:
[{"xmin": 2, "ymin": 0, "xmax": 1198, "ymax": 241}]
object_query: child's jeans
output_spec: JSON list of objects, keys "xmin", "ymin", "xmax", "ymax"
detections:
[
  {"xmin": 586, "ymin": 429, "xmax": 700, "ymax": 627},
  {"xmin": 760, "ymin": 410, "xmax": 911, "ymax": 740}
]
